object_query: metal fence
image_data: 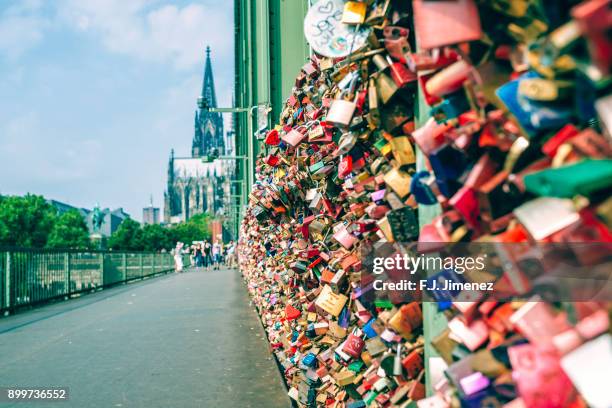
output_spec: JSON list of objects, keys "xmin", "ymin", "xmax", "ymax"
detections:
[{"xmin": 0, "ymin": 248, "xmax": 182, "ymax": 314}]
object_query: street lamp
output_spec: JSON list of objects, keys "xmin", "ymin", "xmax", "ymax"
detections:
[
  {"xmin": 197, "ymin": 97, "xmax": 270, "ymax": 195},
  {"xmin": 198, "ymin": 98, "xmax": 270, "ymax": 237}
]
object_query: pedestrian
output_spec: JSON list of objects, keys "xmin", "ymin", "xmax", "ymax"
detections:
[
  {"xmin": 203, "ymin": 240, "xmax": 212, "ymax": 271},
  {"xmin": 212, "ymin": 240, "xmax": 221, "ymax": 270},
  {"xmin": 189, "ymin": 244, "xmax": 196, "ymax": 267},
  {"xmin": 194, "ymin": 243, "xmax": 204, "ymax": 268},
  {"xmin": 174, "ymin": 242, "xmax": 184, "ymax": 273},
  {"xmin": 226, "ymin": 240, "xmax": 236, "ymax": 268}
]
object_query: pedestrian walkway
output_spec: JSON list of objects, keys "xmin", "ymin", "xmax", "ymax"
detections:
[{"xmin": 0, "ymin": 268, "xmax": 290, "ymax": 408}]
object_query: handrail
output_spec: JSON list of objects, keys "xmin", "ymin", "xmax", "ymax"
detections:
[
  {"xmin": 0, "ymin": 248, "xmax": 186, "ymax": 315},
  {"xmin": 0, "ymin": 246, "xmax": 172, "ymax": 255}
]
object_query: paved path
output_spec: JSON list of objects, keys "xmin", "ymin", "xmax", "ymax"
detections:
[{"xmin": 0, "ymin": 269, "xmax": 290, "ymax": 408}]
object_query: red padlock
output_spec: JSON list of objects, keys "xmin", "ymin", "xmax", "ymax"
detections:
[
  {"xmin": 265, "ymin": 129, "xmax": 280, "ymax": 145},
  {"xmin": 338, "ymin": 155, "xmax": 353, "ymax": 179},
  {"xmin": 265, "ymin": 154, "xmax": 280, "ymax": 167},
  {"xmin": 343, "ymin": 330, "xmax": 365, "ymax": 358},
  {"xmin": 387, "ymin": 56, "xmax": 417, "ymax": 88},
  {"xmin": 383, "ymin": 26, "xmax": 410, "ymax": 62}
]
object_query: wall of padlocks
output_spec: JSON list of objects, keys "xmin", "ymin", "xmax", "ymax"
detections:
[{"xmin": 238, "ymin": 1, "xmax": 612, "ymax": 407}]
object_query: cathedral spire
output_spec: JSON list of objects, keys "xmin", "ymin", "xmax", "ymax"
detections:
[
  {"xmin": 192, "ymin": 46, "xmax": 223, "ymax": 158},
  {"xmin": 201, "ymin": 45, "xmax": 217, "ymax": 108}
]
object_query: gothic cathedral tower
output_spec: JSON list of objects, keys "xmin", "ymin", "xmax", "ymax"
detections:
[
  {"xmin": 164, "ymin": 46, "xmax": 230, "ymax": 225},
  {"xmin": 192, "ymin": 46, "xmax": 224, "ymax": 158}
]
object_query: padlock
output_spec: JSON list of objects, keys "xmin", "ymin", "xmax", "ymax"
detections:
[
  {"xmin": 386, "ymin": 56, "xmax": 417, "ymax": 88},
  {"xmin": 410, "ymin": 171, "xmax": 439, "ymax": 205},
  {"xmin": 343, "ymin": 329, "xmax": 366, "ymax": 358},
  {"xmin": 425, "ymin": 60, "xmax": 472, "ymax": 98},
  {"xmin": 326, "ymin": 93, "xmax": 359, "ymax": 127},
  {"xmin": 387, "ymin": 207, "xmax": 419, "ymax": 242},
  {"xmin": 374, "ymin": 71, "xmax": 399, "ymax": 105},
  {"xmin": 338, "ymin": 155, "xmax": 353, "ymax": 179},
  {"xmin": 389, "ymin": 136, "xmax": 415, "ymax": 166},
  {"xmin": 430, "ymin": 89, "xmax": 471, "ymax": 124},
  {"xmin": 367, "ymin": 77, "xmax": 381, "ymax": 127},
  {"xmin": 264, "ymin": 128, "xmax": 280, "ymax": 145},
  {"xmin": 383, "ymin": 167, "xmax": 412, "ymax": 198},
  {"xmin": 364, "ymin": 0, "xmax": 390, "ymax": 26},
  {"xmin": 428, "ymin": 143, "xmax": 469, "ymax": 183},
  {"xmin": 412, "ymin": 0, "xmax": 482, "ymax": 49},
  {"xmin": 383, "ymin": 26, "xmax": 410, "ymax": 62},
  {"xmin": 342, "ymin": 1, "xmax": 367, "ymax": 25},
  {"xmin": 518, "ymin": 78, "xmax": 573, "ymax": 101},
  {"xmin": 281, "ymin": 125, "xmax": 308, "ymax": 147},
  {"xmin": 571, "ymin": 0, "xmax": 612, "ymax": 75}
]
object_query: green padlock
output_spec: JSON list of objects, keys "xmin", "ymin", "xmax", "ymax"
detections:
[{"xmin": 524, "ymin": 159, "xmax": 612, "ymax": 199}]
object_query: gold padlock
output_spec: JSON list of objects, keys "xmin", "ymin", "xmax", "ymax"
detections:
[
  {"xmin": 518, "ymin": 78, "xmax": 572, "ymax": 101},
  {"xmin": 374, "ymin": 72, "xmax": 398, "ymax": 105},
  {"xmin": 383, "ymin": 167, "xmax": 412, "ymax": 198},
  {"xmin": 389, "ymin": 136, "xmax": 416, "ymax": 166},
  {"xmin": 368, "ymin": 77, "xmax": 381, "ymax": 127},
  {"xmin": 365, "ymin": 0, "xmax": 390, "ymax": 27},
  {"xmin": 342, "ymin": 1, "xmax": 367, "ymax": 25}
]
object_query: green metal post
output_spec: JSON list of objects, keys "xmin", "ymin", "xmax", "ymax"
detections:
[
  {"xmin": 99, "ymin": 253, "xmax": 105, "ymax": 288},
  {"xmin": 139, "ymin": 254, "xmax": 143, "ymax": 279},
  {"xmin": 122, "ymin": 253, "xmax": 127, "ymax": 282},
  {"xmin": 4, "ymin": 252, "xmax": 10, "ymax": 311},
  {"xmin": 64, "ymin": 253, "xmax": 71, "ymax": 295}
]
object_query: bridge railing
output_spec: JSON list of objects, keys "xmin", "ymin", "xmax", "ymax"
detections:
[{"xmin": 0, "ymin": 248, "xmax": 184, "ymax": 314}]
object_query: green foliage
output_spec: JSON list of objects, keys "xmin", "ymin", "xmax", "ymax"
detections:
[
  {"xmin": 0, "ymin": 193, "xmax": 213, "ymax": 251},
  {"xmin": 47, "ymin": 210, "xmax": 92, "ymax": 249},
  {"xmin": 108, "ymin": 218, "xmax": 143, "ymax": 251},
  {"xmin": 171, "ymin": 222, "xmax": 202, "ymax": 245},
  {"xmin": 140, "ymin": 224, "xmax": 175, "ymax": 251},
  {"xmin": 108, "ymin": 214, "xmax": 212, "ymax": 251},
  {"xmin": 174, "ymin": 213, "xmax": 211, "ymax": 243},
  {"xmin": 0, "ymin": 194, "xmax": 58, "ymax": 247}
]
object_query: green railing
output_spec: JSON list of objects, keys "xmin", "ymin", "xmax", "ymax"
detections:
[{"xmin": 0, "ymin": 248, "xmax": 181, "ymax": 314}]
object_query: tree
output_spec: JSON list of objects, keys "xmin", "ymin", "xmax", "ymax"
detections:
[
  {"xmin": 108, "ymin": 218, "xmax": 143, "ymax": 251},
  {"xmin": 171, "ymin": 222, "xmax": 202, "ymax": 245},
  {"xmin": 47, "ymin": 210, "xmax": 91, "ymax": 249},
  {"xmin": 106, "ymin": 213, "xmax": 214, "ymax": 252},
  {"xmin": 0, "ymin": 194, "xmax": 58, "ymax": 247},
  {"xmin": 170, "ymin": 213, "xmax": 211, "ymax": 245},
  {"xmin": 140, "ymin": 224, "xmax": 174, "ymax": 251},
  {"xmin": 185, "ymin": 213, "xmax": 212, "ymax": 240}
]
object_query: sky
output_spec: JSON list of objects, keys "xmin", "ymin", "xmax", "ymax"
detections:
[{"xmin": 0, "ymin": 0, "xmax": 234, "ymax": 221}]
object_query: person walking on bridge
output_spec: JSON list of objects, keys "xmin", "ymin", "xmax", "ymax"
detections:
[
  {"xmin": 212, "ymin": 241, "xmax": 221, "ymax": 270},
  {"xmin": 194, "ymin": 243, "xmax": 204, "ymax": 268},
  {"xmin": 203, "ymin": 240, "xmax": 212, "ymax": 271},
  {"xmin": 174, "ymin": 242, "xmax": 184, "ymax": 273}
]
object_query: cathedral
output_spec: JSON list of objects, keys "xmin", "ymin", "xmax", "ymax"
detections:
[{"xmin": 164, "ymin": 47, "xmax": 233, "ymax": 224}]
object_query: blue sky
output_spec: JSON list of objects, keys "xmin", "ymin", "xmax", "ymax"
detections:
[{"xmin": 0, "ymin": 0, "xmax": 234, "ymax": 220}]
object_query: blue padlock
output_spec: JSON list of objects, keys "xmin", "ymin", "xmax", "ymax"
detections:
[
  {"xmin": 495, "ymin": 71, "xmax": 540, "ymax": 136},
  {"xmin": 362, "ymin": 319, "xmax": 378, "ymax": 338},
  {"xmin": 410, "ymin": 171, "xmax": 439, "ymax": 205},
  {"xmin": 431, "ymin": 89, "xmax": 471, "ymax": 124},
  {"xmin": 429, "ymin": 144, "xmax": 468, "ymax": 182},
  {"xmin": 302, "ymin": 352, "xmax": 317, "ymax": 368},
  {"xmin": 338, "ymin": 307, "xmax": 351, "ymax": 329}
]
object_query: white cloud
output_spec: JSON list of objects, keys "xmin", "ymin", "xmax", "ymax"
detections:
[
  {"xmin": 58, "ymin": 0, "xmax": 233, "ymax": 70},
  {"xmin": 0, "ymin": 1, "xmax": 233, "ymax": 69},
  {"xmin": 0, "ymin": 1, "xmax": 49, "ymax": 60}
]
